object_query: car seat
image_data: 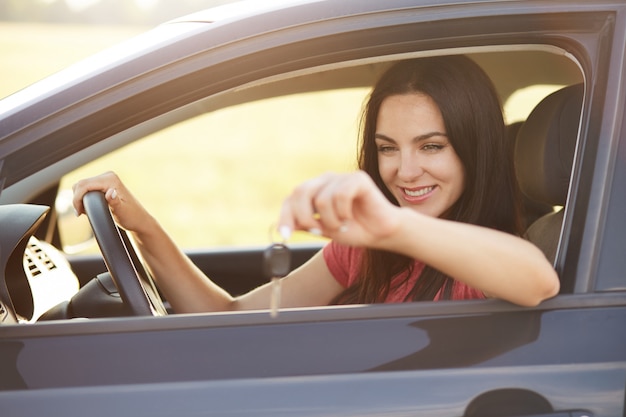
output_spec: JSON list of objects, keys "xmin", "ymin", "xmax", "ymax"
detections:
[
  {"xmin": 506, "ymin": 121, "xmax": 553, "ymax": 229},
  {"xmin": 514, "ymin": 83, "xmax": 584, "ymax": 269}
]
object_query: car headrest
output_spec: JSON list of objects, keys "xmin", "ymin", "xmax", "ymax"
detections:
[{"xmin": 514, "ymin": 84, "xmax": 583, "ymax": 206}]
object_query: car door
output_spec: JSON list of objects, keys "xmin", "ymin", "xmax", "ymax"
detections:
[{"xmin": 1, "ymin": 1, "xmax": 626, "ymax": 416}]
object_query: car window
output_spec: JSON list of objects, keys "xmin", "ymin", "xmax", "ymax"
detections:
[{"xmin": 59, "ymin": 88, "xmax": 369, "ymax": 251}]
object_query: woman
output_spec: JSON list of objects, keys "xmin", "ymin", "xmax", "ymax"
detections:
[{"xmin": 73, "ymin": 55, "xmax": 559, "ymax": 313}]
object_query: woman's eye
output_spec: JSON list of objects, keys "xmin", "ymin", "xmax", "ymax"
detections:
[
  {"xmin": 377, "ymin": 145, "xmax": 397, "ymax": 154},
  {"xmin": 422, "ymin": 143, "xmax": 445, "ymax": 152}
]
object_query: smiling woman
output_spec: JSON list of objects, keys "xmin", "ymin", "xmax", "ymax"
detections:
[
  {"xmin": 3, "ymin": 1, "xmax": 626, "ymax": 414},
  {"xmin": 374, "ymin": 93, "xmax": 465, "ymax": 219}
]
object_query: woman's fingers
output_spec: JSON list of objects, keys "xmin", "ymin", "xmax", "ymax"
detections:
[
  {"xmin": 312, "ymin": 174, "xmax": 359, "ymax": 230},
  {"xmin": 284, "ymin": 175, "xmax": 329, "ymax": 232},
  {"xmin": 278, "ymin": 171, "xmax": 384, "ymax": 240},
  {"xmin": 72, "ymin": 171, "xmax": 121, "ymax": 215},
  {"xmin": 71, "ymin": 171, "xmax": 148, "ymax": 233}
]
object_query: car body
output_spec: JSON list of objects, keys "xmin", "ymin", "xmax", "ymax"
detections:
[{"xmin": 1, "ymin": 0, "xmax": 626, "ymax": 415}]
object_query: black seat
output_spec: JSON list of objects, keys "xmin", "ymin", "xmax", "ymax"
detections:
[
  {"xmin": 514, "ymin": 83, "xmax": 584, "ymax": 266},
  {"xmin": 506, "ymin": 121, "xmax": 553, "ymax": 229}
]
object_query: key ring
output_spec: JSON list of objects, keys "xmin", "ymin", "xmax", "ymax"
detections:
[{"xmin": 268, "ymin": 223, "xmax": 291, "ymax": 245}]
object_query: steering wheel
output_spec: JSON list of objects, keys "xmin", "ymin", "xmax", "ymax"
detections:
[{"xmin": 82, "ymin": 191, "xmax": 167, "ymax": 316}]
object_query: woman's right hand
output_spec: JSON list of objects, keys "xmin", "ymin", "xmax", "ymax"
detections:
[
  {"xmin": 278, "ymin": 171, "xmax": 402, "ymax": 249},
  {"xmin": 72, "ymin": 171, "xmax": 151, "ymax": 234}
]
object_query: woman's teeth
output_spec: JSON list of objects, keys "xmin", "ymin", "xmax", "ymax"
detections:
[{"xmin": 404, "ymin": 186, "xmax": 434, "ymax": 197}]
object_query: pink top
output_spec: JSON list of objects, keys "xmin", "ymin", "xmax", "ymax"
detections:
[{"xmin": 323, "ymin": 241, "xmax": 485, "ymax": 303}]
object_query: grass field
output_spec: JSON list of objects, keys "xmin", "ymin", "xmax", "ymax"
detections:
[{"xmin": 1, "ymin": 23, "xmax": 366, "ymax": 248}]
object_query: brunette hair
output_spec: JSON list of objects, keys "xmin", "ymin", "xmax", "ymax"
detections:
[{"xmin": 333, "ymin": 55, "xmax": 523, "ymax": 304}]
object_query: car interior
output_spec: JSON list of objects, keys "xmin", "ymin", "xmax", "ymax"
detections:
[{"xmin": 0, "ymin": 46, "xmax": 585, "ymax": 324}]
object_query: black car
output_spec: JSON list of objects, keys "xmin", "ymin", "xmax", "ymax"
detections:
[{"xmin": 1, "ymin": 0, "xmax": 625, "ymax": 415}]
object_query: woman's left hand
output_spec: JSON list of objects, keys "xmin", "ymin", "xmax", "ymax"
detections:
[{"xmin": 278, "ymin": 171, "xmax": 401, "ymax": 247}]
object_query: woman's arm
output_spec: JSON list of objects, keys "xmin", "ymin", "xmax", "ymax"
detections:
[
  {"xmin": 123, "ymin": 216, "xmax": 343, "ymax": 313},
  {"xmin": 73, "ymin": 172, "xmax": 344, "ymax": 313},
  {"xmin": 379, "ymin": 209, "xmax": 560, "ymax": 306},
  {"xmin": 279, "ymin": 171, "xmax": 560, "ymax": 307}
]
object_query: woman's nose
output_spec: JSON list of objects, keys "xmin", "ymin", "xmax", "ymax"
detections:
[{"xmin": 397, "ymin": 151, "xmax": 424, "ymax": 181}]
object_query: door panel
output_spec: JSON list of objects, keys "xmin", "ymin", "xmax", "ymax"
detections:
[
  {"xmin": 0, "ymin": 359, "xmax": 621, "ymax": 416},
  {"xmin": 2, "ymin": 301, "xmax": 625, "ymax": 390}
]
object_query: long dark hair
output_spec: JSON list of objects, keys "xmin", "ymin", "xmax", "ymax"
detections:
[{"xmin": 333, "ymin": 55, "xmax": 523, "ymax": 304}]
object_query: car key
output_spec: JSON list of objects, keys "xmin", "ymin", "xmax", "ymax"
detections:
[{"xmin": 263, "ymin": 242, "xmax": 291, "ymax": 318}]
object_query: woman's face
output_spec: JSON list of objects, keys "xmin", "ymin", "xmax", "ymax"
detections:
[{"xmin": 375, "ymin": 93, "xmax": 465, "ymax": 218}]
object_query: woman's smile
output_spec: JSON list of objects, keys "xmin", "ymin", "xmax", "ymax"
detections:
[{"xmin": 400, "ymin": 185, "xmax": 437, "ymax": 202}]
